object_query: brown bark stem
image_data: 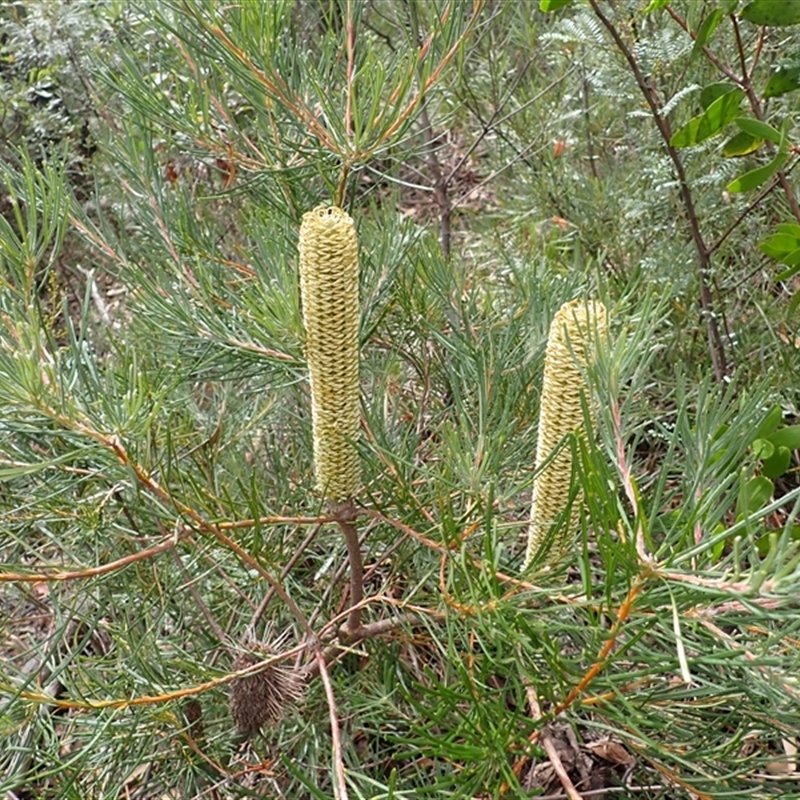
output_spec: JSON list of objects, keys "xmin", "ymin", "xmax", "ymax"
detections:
[
  {"xmin": 334, "ymin": 498, "xmax": 364, "ymax": 636},
  {"xmin": 590, "ymin": 0, "xmax": 728, "ymax": 380}
]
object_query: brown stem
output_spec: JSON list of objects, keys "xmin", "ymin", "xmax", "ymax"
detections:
[
  {"xmin": 305, "ymin": 612, "xmax": 420, "ymax": 677},
  {"xmin": 316, "ymin": 646, "xmax": 349, "ymax": 800},
  {"xmin": 589, "ymin": 0, "xmax": 728, "ymax": 380},
  {"xmin": 333, "ymin": 498, "xmax": 364, "ymax": 636}
]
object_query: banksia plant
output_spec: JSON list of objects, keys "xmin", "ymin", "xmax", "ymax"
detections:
[
  {"xmin": 298, "ymin": 205, "xmax": 361, "ymax": 506},
  {"xmin": 525, "ymin": 299, "xmax": 608, "ymax": 567}
]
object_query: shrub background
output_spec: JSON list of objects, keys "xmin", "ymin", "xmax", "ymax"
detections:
[{"xmin": 1, "ymin": 2, "xmax": 799, "ymax": 798}]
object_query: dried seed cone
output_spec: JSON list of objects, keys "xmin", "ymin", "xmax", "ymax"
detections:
[
  {"xmin": 298, "ymin": 206, "xmax": 360, "ymax": 504},
  {"xmin": 525, "ymin": 299, "xmax": 608, "ymax": 567},
  {"xmin": 230, "ymin": 649, "xmax": 305, "ymax": 736}
]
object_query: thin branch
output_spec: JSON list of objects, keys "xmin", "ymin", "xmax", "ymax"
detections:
[
  {"xmin": 336, "ymin": 509, "xmax": 364, "ymax": 636},
  {"xmin": 525, "ymin": 682, "xmax": 585, "ymax": 800},
  {"xmin": 0, "ymin": 533, "xmax": 183, "ymax": 583},
  {"xmin": 589, "ymin": 0, "xmax": 727, "ymax": 380},
  {"xmin": 316, "ymin": 647, "xmax": 349, "ymax": 800},
  {"xmin": 6, "ymin": 641, "xmax": 308, "ymax": 711}
]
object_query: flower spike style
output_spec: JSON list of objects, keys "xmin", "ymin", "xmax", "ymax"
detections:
[
  {"xmin": 298, "ymin": 206, "xmax": 361, "ymax": 505},
  {"xmin": 525, "ymin": 299, "xmax": 608, "ymax": 567}
]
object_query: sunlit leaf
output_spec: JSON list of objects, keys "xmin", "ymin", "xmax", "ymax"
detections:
[
  {"xmin": 691, "ymin": 10, "xmax": 723, "ymax": 61},
  {"xmin": 726, "ymin": 150, "xmax": 789, "ymax": 192},
  {"xmin": 700, "ymin": 82, "xmax": 737, "ymax": 110},
  {"xmin": 671, "ymin": 87, "xmax": 743, "ymax": 147},
  {"xmin": 539, "ymin": 0, "xmax": 574, "ymax": 10},
  {"xmin": 768, "ymin": 425, "xmax": 800, "ymax": 450},
  {"xmin": 740, "ymin": 0, "xmax": 800, "ymax": 26},
  {"xmin": 722, "ymin": 130, "xmax": 762, "ymax": 157},
  {"xmin": 733, "ymin": 117, "xmax": 783, "ymax": 144},
  {"xmin": 758, "ymin": 232, "xmax": 800, "ymax": 259}
]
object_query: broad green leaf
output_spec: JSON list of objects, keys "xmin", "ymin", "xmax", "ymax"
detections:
[
  {"xmin": 756, "ymin": 524, "xmax": 800, "ymax": 556},
  {"xmin": 670, "ymin": 118, "xmax": 701, "ymax": 148},
  {"xmin": 751, "ymin": 438, "xmax": 774, "ymax": 460},
  {"xmin": 755, "ymin": 405, "xmax": 783, "ymax": 439},
  {"xmin": 762, "ymin": 446, "xmax": 792, "ymax": 479},
  {"xmin": 691, "ymin": 10, "xmax": 723, "ymax": 61},
  {"xmin": 701, "ymin": 82, "xmax": 737, "ymax": 110},
  {"xmin": 539, "ymin": 0, "xmax": 573, "ymax": 10},
  {"xmin": 764, "ymin": 65, "xmax": 800, "ymax": 98},
  {"xmin": 723, "ymin": 1, "xmax": 740, "ymax": 12},
  {"xmin": 758, "ymin": 233, "xmax": 800, "ymax": 259},
  {"xmin": 722, "ymin": 130, "xmax": 762, "ymax": 157},
  {"xmin": 767, "ymin": 425, "xmax": 800, "ymax": 450},
  {"xmin": 726, "ymin": 150, "xmax": 789, "ymax": 192},
  {"xmin": 671, "ymin": 88, "xmax": 743, "ymax": 147},
  {"xmin": 737, "ymin": 475, "xmax": 774, "ymax": 517},
  {"xmin": 740, "ymin": 0, "xmax": 800, "ymax": 26},
  {"xmin": 734, "ymin": 117, "xmax": 783, "ymax": 144},
  {"xmin": 697, "ymin": 89, "xmax": 744, "ymax": 140},
  {"xmin": 775, "ymin": 222, "xmax": 800, "ymax": 237},
  {"xmin": 777, "ymin": 247, "xmax": 800, "ymax": 268}
]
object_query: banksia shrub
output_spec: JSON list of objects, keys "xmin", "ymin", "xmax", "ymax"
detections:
[
  {"xmin": 525, "ymin": 299, "xmax": 608, "ymax": 567},
  {"xmin": 298, "ymin": 206, "xmax": 361, "ymax": 505}
]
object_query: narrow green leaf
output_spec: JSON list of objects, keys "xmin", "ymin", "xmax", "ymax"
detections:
[
  {"xmin": 740, "ymin": 0, "xmax": 800, "ymax": 26},
  {"xmin": 789, "ymin": 288, "xmax": 800, "ymax": 316},
  {"xmin": 644, "ymin": 0, "xmax": 670, "ymax": 11},
  {"xmin": 726, "ymin": 150, "xmax": 789, "ymax": 192},
  {"xmin": 691, "ymin": 10, "xmax": 723, "ymax": 61},
  {"xmin": 764, "ymin": 65, "xmax": 800, "ymax": 98},
  {"xmin": 776, "ymin": 261, "xmax": 800, "ymax": 281},
  {"xmin": 722, "ymin": 130, "xmax": 762, "ymax": 157},
  {"xmin": 539, "ymin": 0, "xmax": 573, "ymax": 10},
  {"xmin": 734, "ymin": 117, "xmax": 783, "ymax": 144}
]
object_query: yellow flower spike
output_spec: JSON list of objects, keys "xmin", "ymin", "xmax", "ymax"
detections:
[
  {"xmin": 525, "ymin": 299, "xmax": 608, "ymax": 567},
  {"xmin": 298, "ymin": 206, "xmax": 361, "ymax": 505}
]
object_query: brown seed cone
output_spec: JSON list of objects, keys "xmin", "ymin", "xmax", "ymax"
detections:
[
  {"xmin": 298, "ymin": 205, "xmax": 361, "ymax": 504},
  {"xmin": 229, "ymin": 648, "xmax": 305, "ymax": 737},
  {"xmin": 525, "ymin": 300, "xmax": 608, "ymax": 567}
]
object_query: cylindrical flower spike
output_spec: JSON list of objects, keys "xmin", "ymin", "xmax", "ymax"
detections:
[
  {"xmin": 525, "ymin": 299, "xmax": 608, "ymax": 567},
  {"xmin": 298, "ymin": 206, "xmax": 361, "ymax": 505}
]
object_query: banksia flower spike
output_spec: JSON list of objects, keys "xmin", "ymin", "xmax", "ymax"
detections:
[
  {"xmin": 525, "ymin": 299, "xmax": 608, "ymax": 567},
  {"xmin": 298, "ymin": 206, "xmax": 361, "ymax": 506}
]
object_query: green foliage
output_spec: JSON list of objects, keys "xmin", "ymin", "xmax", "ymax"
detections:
[{"xmin": 1, "ymin": 2, "xmax": 800, "ymax": 799}]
